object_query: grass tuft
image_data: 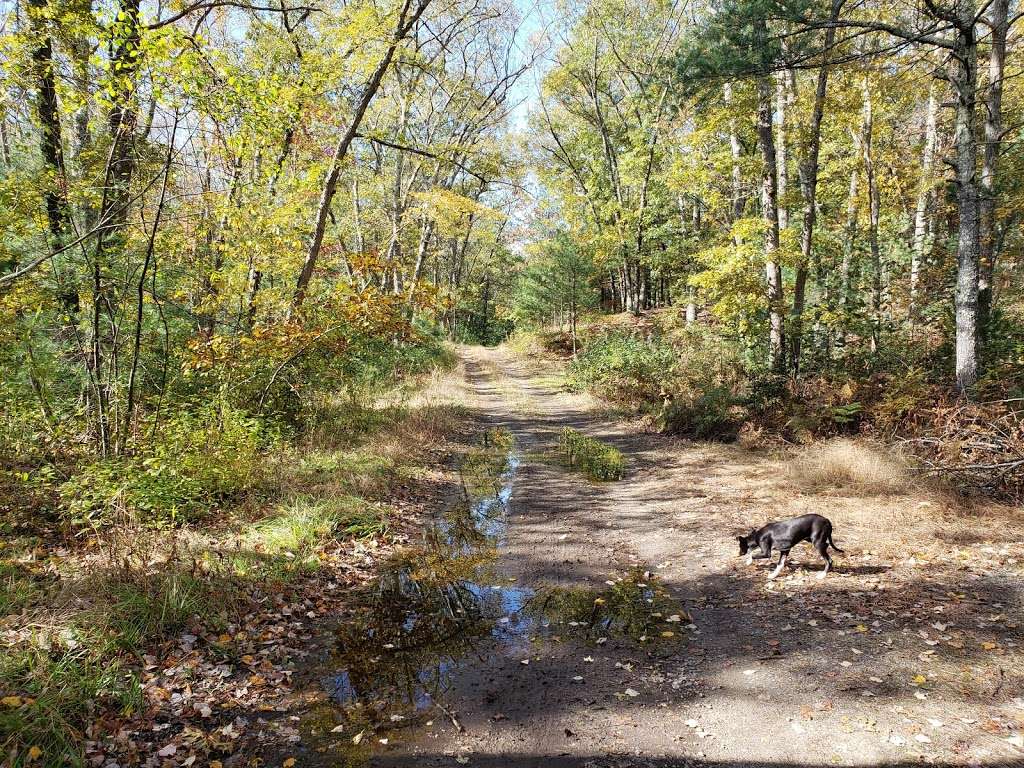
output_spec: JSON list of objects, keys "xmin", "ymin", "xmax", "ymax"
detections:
[
  {"xmin": 559, "ymin": 428, "xmax": 624, "ymax": 481},
  {"xmin": 103, "ymin": 571, "xmax": 215, "ymax": 649},
  {"xmin": 0, "ymin": 646, "xmax": 141, "ymax": 767},
  {"xmin": 788, "ymin": 438, "xmax": 911, "ymax": 495}
]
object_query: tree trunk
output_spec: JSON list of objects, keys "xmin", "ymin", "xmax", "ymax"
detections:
[
  {"xmin": 754, "ymin": 27, "xmax": 784, "ymax": 373},
  {"xmin": 910, "ymin": 84, "xmax": 939, "ymax": 321},
  {"xmin": 855, "ymin": 76, "xmax": 882, "ymax": 353},
  {"xmin": 775, "ymin": 71, "xmax": 794, "ymax": 230},
  {"xmin": 791, "ymin": 17, "xmax": 836, "ymax": 374},
  {"xmin": 977, "ymin": 0, "xmax": 1007, "ymax": 332},
  {"xmin": 724, "ymin": 82, "xmax": 744, "ymax": 222},
  {"xmin": 951, "ymin": 1, "xmax": 980, "ymax": 393},
  {"xmin": 839, "ymin": 169, "xmax": 858, "ymax": 347},
  {"xmin": 28, "ymin": 0, "xmax": 76, "ymax": 314}
]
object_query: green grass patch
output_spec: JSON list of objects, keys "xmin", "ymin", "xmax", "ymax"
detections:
[
  {"xmin": 231, "ymin": 495, "xmax": 390, "ymax": 580},
  {"xmin": 558, "ymin": 427, "xmax": 624, "ymax": 481},
  {"xmin": 0, "ymin": 646, "xmax": 141, "ymax": 767},
  {"xmin": 102, "ymin": 571, "xmax": 218, "ymax": 650}
]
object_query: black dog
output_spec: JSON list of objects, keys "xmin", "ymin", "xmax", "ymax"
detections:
[{"xmin": 738, "ymin": 513, "xmax": 843, "ymax": 579}]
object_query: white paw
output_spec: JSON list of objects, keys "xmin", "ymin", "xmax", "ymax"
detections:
[
  {"xmin": 745, "ymin": 555, "xmax": 753, "ymax": 566},
  {"xmin": 817, "ymin": 571, "xmax": 828, "ymax": 580}
]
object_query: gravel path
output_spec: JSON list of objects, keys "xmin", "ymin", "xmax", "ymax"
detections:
[{"xmin": 316, "ymin": 345, "xmax": 1024, "ymax": 768}]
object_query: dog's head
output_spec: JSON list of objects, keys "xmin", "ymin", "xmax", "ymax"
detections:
[{"xmin": 737, "ymin": 535, "xmax": 754, "ymax": 555}]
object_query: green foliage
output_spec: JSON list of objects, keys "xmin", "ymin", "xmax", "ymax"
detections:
[
  {"xmin": 59, "ymin": 404, "xmax": 273, "ymax": 528},
  {"xmin": 559, "ymin": 427, "xmax": 625, "ymax": 481},
  {"xmin": 567, "ymin": 330, "xmax": 677, "ymax": 403},
  {"xmin": 514, "ymin": 233, "xmax": 598, "ymax": 331},
  {"xmin": 568, "ymin": 323, "xmax": 746, "ymax": 439}
]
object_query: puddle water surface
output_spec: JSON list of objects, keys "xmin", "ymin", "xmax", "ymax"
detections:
[
  {"xmin": 306, "ymin": 428, "xmax": 688, "ymax": 758},
  {"xmin": 314, "ymin": 429, "xmax": 534, "ymax": 745}
]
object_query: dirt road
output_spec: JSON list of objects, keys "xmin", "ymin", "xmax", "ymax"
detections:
[{"xmin": 304, "ymin": 345, "xmax": 1024, "ymax": 768}]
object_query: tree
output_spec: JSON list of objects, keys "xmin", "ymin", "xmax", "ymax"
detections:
[{"xmin": 516, "ymin": 232, "xmax": 597, "ymax": 354}]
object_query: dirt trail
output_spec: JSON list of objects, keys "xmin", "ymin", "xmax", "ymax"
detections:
[{"xmin": 310, "ymin": 345, "xmax": 1024, "ymax": 768}]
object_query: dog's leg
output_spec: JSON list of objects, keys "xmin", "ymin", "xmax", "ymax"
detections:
[
  {"xmin": 769, "ymin": 551, "xmax": 788, "ymax": 579},
  {"xmin": 814, "ymin": 538, "xmax": 832, "ymax": 579},
  {"xmin": 745, "ymin": 553, "xmax": 753, "ymax": 565},
  {"xmin": 751, "ymin": 539, "xmax": 773, "ymax": 567}
]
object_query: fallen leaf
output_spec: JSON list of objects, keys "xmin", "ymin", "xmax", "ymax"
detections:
[
  {"xmin": 283, "ymin": 758, "xmax": 296, "ymax": 768},
  {"xmin": 624, "ymin": 688, "xmax": 640, "ymax": 697},
  {"xmin": 27, "ymin": 746, "xmax": 42, "ymax": 762}
]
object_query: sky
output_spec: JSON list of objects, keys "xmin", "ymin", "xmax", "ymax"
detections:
[{"xmin": 507, "ymin": 0, "xmax": 557, "ymax": 132}]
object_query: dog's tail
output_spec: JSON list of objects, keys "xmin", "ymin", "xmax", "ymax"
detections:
[{"xmin": 828, "ymin": 531, "xmax": 844, "ymax": 553}]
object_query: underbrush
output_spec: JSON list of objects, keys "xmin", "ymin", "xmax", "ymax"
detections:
[
  {"xmin": 58, "ymin": 404, "xmax": 275, "ymax": 530},
  {"xmin": 0, "ymin": 336, "xmax": 462, "ymax": 766},
  {"xmin": 559, "ymin": 428, "xmax": 625, "ymax": 480},
  {"xmin": 532, "ymin": 310, "xmax": 1024, "ymax": 503},
  {"xmin": 566, "ymin": 323, "xmax": 746, "ymax": 440}
]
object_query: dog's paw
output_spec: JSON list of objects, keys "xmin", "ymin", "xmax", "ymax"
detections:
[{"xmin": 817, "ymin": 571, "xmax": 828, "ymax": 580}]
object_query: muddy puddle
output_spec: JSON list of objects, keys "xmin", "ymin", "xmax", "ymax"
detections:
[{"xmin": 303, "ymin": 427, "xmax": 687, "ymax": 761}]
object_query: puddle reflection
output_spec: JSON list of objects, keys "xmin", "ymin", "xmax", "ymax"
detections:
[
  {"xmin": 312, "ymin": 428, "xmax": 688, "ymax": 755},
  {"xmin": 530, "ymin": 568, "xmax": 690, "ymax": 643},
  {"xmin": 322, "ymin": 429, "xmax": 530, "ymax": 736}
]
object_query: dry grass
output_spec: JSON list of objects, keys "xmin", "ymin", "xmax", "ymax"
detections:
[
  {"xmin": 788, "ymin": 438, "xmax": 914, "ymax": 496},
  {"xmin": 777, "ymin": 437, "xmax": 1023, "ymax": 557}
]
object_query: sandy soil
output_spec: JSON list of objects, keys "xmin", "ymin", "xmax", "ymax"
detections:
[{"xmin": 296, "ymin": 345, "xmax": 1024, "ymax": 768}]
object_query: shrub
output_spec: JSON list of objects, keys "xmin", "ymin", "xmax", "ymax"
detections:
[
  {"xmin": 60, "ymin": 403, "xmax": 272, "ymax": 528},
  {"xmin": 559, "ymin": 428, "xmax": 624, "ymax": 480},
  {"xmin": 567, "ymin": 330, "xmax": 676, "ymax": 404},
  {"xmin": 569, "ymin": 325, "xmax": 746, "ymax": 439}
]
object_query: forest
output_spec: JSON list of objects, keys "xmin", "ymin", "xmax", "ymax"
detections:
[{"xmin": 1, "ymin": 0, "xmax": 1022, "ymax": 762}]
